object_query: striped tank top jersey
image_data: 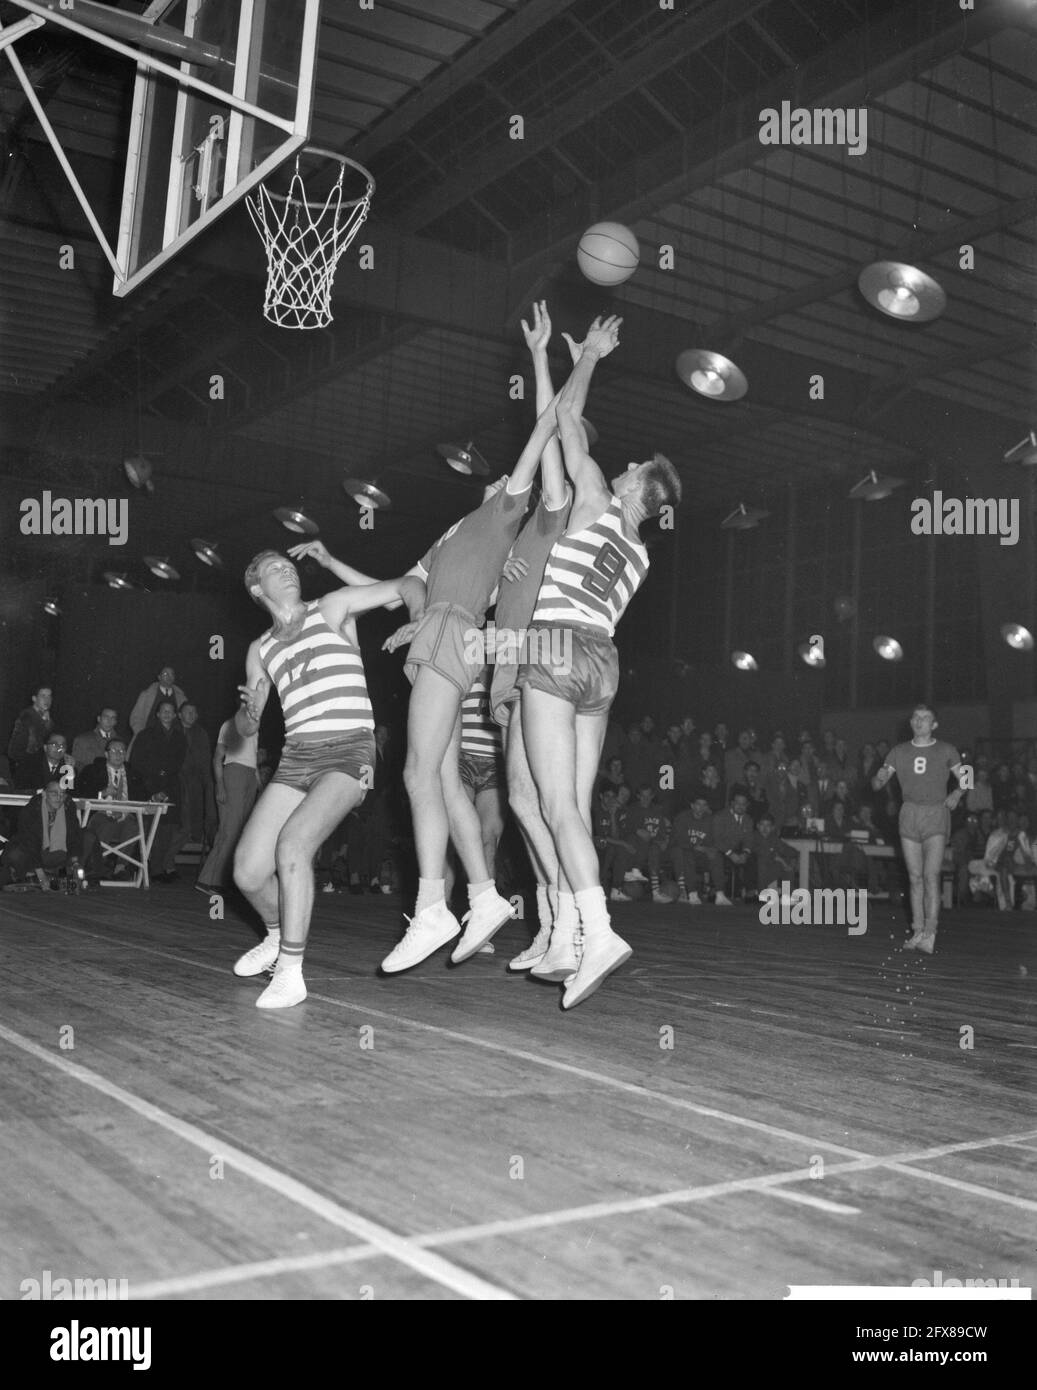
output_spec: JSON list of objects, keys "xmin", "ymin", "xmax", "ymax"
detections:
[
  {"xmin": 258, "ymin": 602, "xmax": 374, "ymax": 742},
  {"xmin": 533, "ymin": 496, "xmax": 649, "ymax": 637},
  {"xmin": 461, "ymin": 675, "xmax": 503, "ymax": 760}
]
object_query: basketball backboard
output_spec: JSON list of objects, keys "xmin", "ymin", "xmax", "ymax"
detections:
[{"xmin": 5, "ymin": 0, "xmax": 321, "ymax": 296}]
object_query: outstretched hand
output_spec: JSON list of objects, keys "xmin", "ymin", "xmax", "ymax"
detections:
[
  {"xmin": 383, "ymin": 621, "xmax": 419, "ymax": 654},
  {"xmin": 521, "ymin": 299, "xmax": 552, "ymax": 354},
  {"xmin": 562, "ymin": 314, "xmax": 622, "ymax": 364},
  {"xmin": 238, "ymin": 675, "xmax": 270, "ymax": 723},
  {"xmin": 287, "ymin": 539, "xmax": 330, "ymax": 567}
]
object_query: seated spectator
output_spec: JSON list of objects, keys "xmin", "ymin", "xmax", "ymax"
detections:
[
  {"xmin": 0, "ymin": 781, "xmax": 86, "ymax": 889},
  {"xmin": 713, "ymin": 722, "xmax": 731, "ymax": 758},
  {"xmin": 712, "ymin": 792, "xmax": 757, "ymax": 901},
  {"xmin": 830, "ymin": 778, "xmax": 856, "ymax": 817},
  {"xmin": 688, "ymin": 730, "xmax": 722, "ymax": 783},
  {"xmin": 669, "ymin": 795, "xmax": 730, "ymax": 906},
  {"xmin": 16, "ymin": 733, "xmax": 73, "ymax": 793},
  {"xmin": 1009, "ymin": 812, "xmax": 1037, "ymax": 908},
  {"xmin": 621, "ymin": 723, "xmax": 658, "ymax": 794},
  {"xmin": 596, "ymin": 755, "xmax": 628, "ymax": 798},
  {"xmin": 813, "ymin": 761, "xmax": 837, "ymax": 812},
  {"xmin": 824, "ymin": 799, "xmax": 874, "ymax": 890},
  {"xmin": 966, "ymin": 812, "xmax": 1011, "ymax": 909},
  {"xmin": 729, "ymin": 760, "xmax": 770, "ymax": 825},
  {"xmin": 765, "ymin": 758, "xmax": 806, "ymax": 836},
  {"xmin": 620, "ymin": 784, "xmax": 673, "ymax": 904},
  {"xmin": 77, "ymin": 739, "xmax": 149, "ymax": 879},
  {"xmin": 129, "ymin": 664, "xmax": 188, "ymax": 736},
  {"xmin": 831, "ymin": 736, "xmax": 856, "ymax": 786},
  {"xmin": 950, "ymin": 811, "xmax": 989, "ymax": 904},
  {"xmin": 991, "ymin": 764, "xmax": 1015, "ymax": 813},
  {"xmin": 757, "ymin": 734, "xmax": 789, "ymax": 780},
  {"xmin": 6, "ymin": 686, "xmax": 55, "ymax": 782},
  {"xmin": 71, "ymin": 708, "xmax": 124, "ymax": 771},
  {"xmin": 691, "ymin": 762, "xmax": 724, "ymax": 813},
  {"xmin": 724, "ymin": 728, "xmax": 758, "ymax": 789},
  {"xmin": 753, "ymin": 813, "xmax": 798, "ymax": 892},
  {"xmin": 965, "ymin": 767, "xmax": 994, "ymax": 815},
  {"xmin": 856, "ymin": 743, "xmax": 881, "ymax": 799},
  {"xmin": 678, "ymin": 713, "xmax": 696, "ymax": 751},
  {"xmin": 593, "ymin": 787, "xmax": 631, "ymax": 902}
]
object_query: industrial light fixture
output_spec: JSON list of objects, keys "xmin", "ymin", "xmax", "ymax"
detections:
[
  {"xmin": 144, "ymin": 556, "xmax": 180, "ymax": 581},
  {"xmin": 731, "ymin": 650, "xmax": 758, "ymax": 671},
  {"xmin": 798, "ymin": 641, "xmax": 825, "ymax": 668},
  {"xmin": 342, "ymin": 477, "xmax": 392, "ymax": 510},
  {"xmin": 721, "ymin": 503, "xmax": 769, "ymax": 530},
  {"xmin": 123, "ymin": 455, "xmax": 156, "ymax": 492},
  {"xmin": 1001, "ymin": 622, "xmax": 1034, "ymax": 651},
  {"xmin": 1003, "ymin": 432, "xmax": 1037, "ymax": 466},
  {"xmin": 103, "ymin": 572, "xmax": 136, "ymax": 591},
  {"xmin": 873, "ymin": 635, "xmax": 903, "ymax": 662},
  {"xmin": 273, "ymin": 504, "xmax": 319, "ymax": 535},
  {"xmin": 849, "ymin": 470, "xmax": 904, "ymax": 501},
  {"xmin": 676, "ymin": 349, "xmax": 748, "ymax": 402},
  {"xmin": 42, "ymin": 598, "xmax": 61, "ymax": 617},
  {"xmin": 858, "ymin": 261, "xmax": 946, "ymax": 322},
  {"xmin": 190, "ymin": 538, "xmax": 223, "ymax": 568},
  {"xmin": 436, "ymin": 440, "xmax": 490, "ymax": 477}
]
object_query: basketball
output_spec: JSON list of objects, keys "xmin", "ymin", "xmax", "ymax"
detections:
[
  {"xmin": 657, "ymin": 879, "xmax": 680, "ymax": 902},
  {"xmin": 577, "ymin": 221, "xmax": 640, "ymax": 286}
]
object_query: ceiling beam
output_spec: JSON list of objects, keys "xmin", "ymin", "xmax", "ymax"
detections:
[
  {"xmin": 507, "ymin": 0, "xmax": 1025, "ymax": 290},
  {"xmin": 396, "ymin": 0, "xmax": 770, "ymax": 235},
  {"xmin": 345, "ymin": 0, "xmax": 582, "ymax": 166}
]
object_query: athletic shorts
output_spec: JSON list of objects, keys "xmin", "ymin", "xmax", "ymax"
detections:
[
  {"xmin": 271, "ymin": 730, "xmax": 375, "ymax": 795},
  {"xmin": 404, "ymin": 602, "xmax": 482, "ymax": 696},
  {"xmin": 458, "ymin": 749, "xmax": 504, "ymax": 795},
  {"xmin": 899, "ymin": 800, "xmax": 950, "ymax": 843},
  {"xmin": 489, "ymin": 664, "xmax": 519, "ymax": 728},
  {"xmin": 515, "ymin": 622, "xmax": 619, "ymax": 716}
]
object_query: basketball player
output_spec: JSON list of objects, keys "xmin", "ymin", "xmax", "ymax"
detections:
[
  {"xmin": 231, "ymin": 551, "xmax": 424, "ymax": 1008},
  {"xmin": 489, "ymin": 301, "xmax": 572, "ymax": 974},
  {"xmin": 379, "ymin": 311, "xmax": 580, "ymax": 975},
  {"xmin": 517, "ymin": 315, "xmax": 682, "ymax": 1007},
  {"xmin": 872, "ymin": 704, "xmax": 967, "ymax": 954}
]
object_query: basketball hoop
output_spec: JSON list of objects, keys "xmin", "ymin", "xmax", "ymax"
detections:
[{"xmin": 246, "ymin": 149, "xmax": 374, "ymax": 330}]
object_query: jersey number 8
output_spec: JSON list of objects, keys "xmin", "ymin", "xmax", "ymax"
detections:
[
  {"xmin": 581, "ymin": 541, "xmax": 624, "ymax": 601},
  {"xmin": 913, "ymin": 756, "xmax": 927, "ymax": 774}
]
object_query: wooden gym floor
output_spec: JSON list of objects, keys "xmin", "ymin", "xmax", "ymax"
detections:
[{"xmin": 1, "ymin": 885, "xmax": 1034, "ymax": 1301}]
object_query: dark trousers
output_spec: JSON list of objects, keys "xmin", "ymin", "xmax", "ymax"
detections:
[
  {"xmin": 198, "ymin": 765, "xmax": 258, "ymax": 887},
  {"xmin": 670, "ymin": 846, "xmax": 726, "ymax": 893},
  {"xmin": 180, "ymin": 770, "xmax": 216, "ymax": 846}
]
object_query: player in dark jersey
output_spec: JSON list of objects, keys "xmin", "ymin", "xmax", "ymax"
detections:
[
  {"xmin": 231, "ymin": 551, "xmax": 424, "ymax": 1008},
  {"xmin": 517, "ymin": 316, "xmax": 682, "ymax": 1007},
  {"xmin": 872, "ymin": 704, "xmax": 968, "ymax": 953},
  {"xmin": 491, "ymin": 302, "xmax": 572, "ymax": 973},
  {"xmin": 379, "ymin": 317, "xmax": 582, "ymax": 975}
]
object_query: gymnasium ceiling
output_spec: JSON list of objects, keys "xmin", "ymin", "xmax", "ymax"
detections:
[{"xmin": 0, "ymin": 0, "xmax": 1035, "ymax": 590}]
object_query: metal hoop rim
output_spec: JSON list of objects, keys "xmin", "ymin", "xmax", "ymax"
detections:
[{"xmin": 264, "ymin": 146, "xmax": 376, "ymax": 211}]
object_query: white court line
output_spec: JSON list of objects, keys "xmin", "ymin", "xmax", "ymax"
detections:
[
  {"xmin": 761, "ymin": 1188, "xmax": 860, "ymax": 1214},
  {"xmin": 6, "ymin": 913, "xmax": 1036, "ymax": 1218},
  {"xmin": 131, "ymin": 1245, "xmax": 381, "ymax": 1299},
  {"xmin": 0, "ymin": 1021, "xmax": 515, "ymax": 1302}
]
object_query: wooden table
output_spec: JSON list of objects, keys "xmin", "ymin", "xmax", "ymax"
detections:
[
  {"xmin": 0, "ymin": 792, "xmax": 31, "ymax": 845},
  {"xmin": 785, "ymin": 838, "xmax": 897, "ymax": 891},
  {"xmin": 74, "ymin": 798, "xmax": 169, "ymax": 888}
]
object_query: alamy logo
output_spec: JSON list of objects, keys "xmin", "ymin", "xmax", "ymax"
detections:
[
  {"xmin": 464, "ymin": 624, "xmax": 573, "ymax": 674},
  {"xmin": 50, "ymin": 1320, "xmax": 151, "ymax": 1372},
  {"xmin": 759, "ymin": 101, "xmax": 867, "ymax": 156},
  {"xmin": 20, "ymin": 491, "xmax": 128, "ymax": 546},
  {"xmin": 910, "ymin": 494, "xmax": 1018, "ymax": 546},
  {"xmin": 21, "ymin": 1270, "xmax": 129, "ymax": 1299},
  {"xmin": 758, "ymin": 886, "xmax": 867, "ymax": 935}
]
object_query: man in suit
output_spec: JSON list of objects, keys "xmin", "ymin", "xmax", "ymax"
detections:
[
  {"xmin": 178, "ymin": 702, "xmax": 215, "ymax": 850},
  {"xmin": 129, "ymin": 665, "xmax": 188, "ymax": 736},
  {"xmin": 76, "ymin": 738, "xmax": 150, "ymax": 880},
  {"xmin": 16, "ymin": 733, "xmax": 74, "ymax": 792},
  {"xmin": 0, "ymin": 781, "xmax": 85, "ymax": 887},
  {"xmin": 71, "ymin": 708, "xmax": 124, "ymax": 771},
  {"xmin": 712, "ymin": 791, "xmax": 758, "ymax": 900}
]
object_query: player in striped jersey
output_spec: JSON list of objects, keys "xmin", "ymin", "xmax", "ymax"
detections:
[
  {"xmin": 447, "ymin": 670, "xmax": 507, "ymax": 953},
  {"xmin": 872, "ymin": 704, "xmax": 969, "ymax": 954},
  {"xmin": 379, "ymin": 309, "xmax": 577, "ymax": 975},
  {"xmin": 230, "ymin": 550, "xmax": 424, "ymax": 1008},
  {"xmin": 517, "ymin": 316, "xmax": 682, "ymax": 1008}
]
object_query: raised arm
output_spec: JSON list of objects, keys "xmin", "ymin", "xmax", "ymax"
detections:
[
  {"xmin": 872, "ymin": 761, "xmax": 896, "ymax": 792},
  {"xmin": 322, "ymin": 573, "xmax": 426, "ymax": 629},
  {"xmin": 554, "ymin": 316, "xmax": 622, "ymax": 506},
  {"xmin": 521, "ymin": 301, "xmax": 568, "ymax": 511},
  {"xmin": 288, "ymin": 539, "xmax": 407, "ymax": 611}
]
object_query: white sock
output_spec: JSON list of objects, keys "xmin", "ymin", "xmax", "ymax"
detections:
[
  {"xmin": 416, "ymin": 877, "xmax": 445, "ymax": 915},
  {"xmin": 553, "ymin": 891, "xmax": 578, "ymax": 941},
  {"xmin": 276, "ymin": 951, "xmax": 303, "ymax": 976},
  {"xmin": 575, "ymin": 886, "xmax": 610, "ymax": 942},
  {"xmin": 536, "ymin": 884, "xmax": 552, "ymax": 930},
  {"xmin": 262, "ymin": 924, "xmax": 281, "ymax": 943},
  {"xmin": 467, "ymin": 879, "xmax": 495, "ymax": 905}
]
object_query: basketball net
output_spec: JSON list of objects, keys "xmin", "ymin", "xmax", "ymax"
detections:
[{"xmin": 247, "ymin": 156, "xmax": 372, "ymax": 330}]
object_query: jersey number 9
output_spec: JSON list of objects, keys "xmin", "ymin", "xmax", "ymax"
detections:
[{"xmin": 582, "ymin": 541, "xmax": 624, "ymax": 601}]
